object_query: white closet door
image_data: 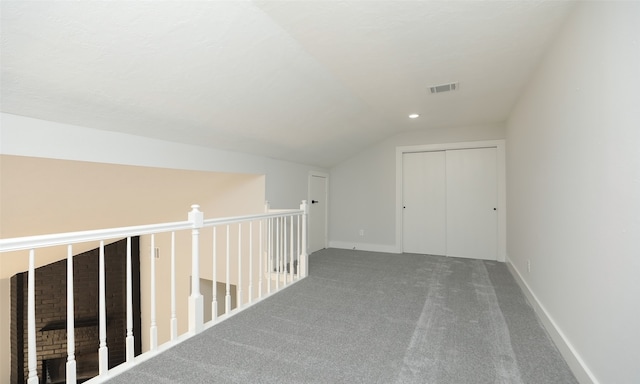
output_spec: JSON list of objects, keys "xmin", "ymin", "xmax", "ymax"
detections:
[
  {"xmin": 445, "ymin": 148, "xmax": 498, "ymax": 260},
  {"xmin": 402, "ymin": 151, "xmax": 447, "ymax": 255}
]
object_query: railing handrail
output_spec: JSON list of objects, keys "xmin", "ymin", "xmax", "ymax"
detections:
[
  {"xmin": 0, "ymin": 208, "xmax": 304, "ymax": 253},
  {"xmin": 0, "ymin": 221, "xmax": 192, "ymax": 253},
  {"xmin": 204, "ymin": 209, "xmax": 302, "ymax": 226}
]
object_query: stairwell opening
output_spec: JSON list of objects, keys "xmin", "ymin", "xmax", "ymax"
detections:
[{"xmin": 10, "ymin": 238, "xmax": 141, "ymax": 383}]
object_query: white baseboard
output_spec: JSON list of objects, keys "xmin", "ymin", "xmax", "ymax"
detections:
[
  {"xmin": 328, "ymin": 241, "xmax": 399, "ymax": 254},
  {"xmin": 505, "ymin": 259, "xmax": 599, "ymax": 384}
]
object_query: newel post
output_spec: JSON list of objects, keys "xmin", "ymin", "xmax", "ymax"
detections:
[
  {"xmin": 299, "ymin": 200, "xmax": 309, "ymax": 278},
  {"xmin": 188, "ymin": 204, "xmax": 204, "ymax": 334}
]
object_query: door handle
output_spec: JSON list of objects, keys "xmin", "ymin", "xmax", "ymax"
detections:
[{"xmin": 312, "ymin": 200, "xmax": 319, "ymax": 204}]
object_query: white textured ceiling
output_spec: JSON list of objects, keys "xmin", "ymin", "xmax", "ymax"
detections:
[{"xmin": 0, "ymin": 1, "xmax": 575, "ymax": 168}]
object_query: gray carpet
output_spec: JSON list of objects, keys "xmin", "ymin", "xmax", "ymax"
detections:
[{"xmin": 106, "ymin": 249, "xmax": 578, "ymax": 384}]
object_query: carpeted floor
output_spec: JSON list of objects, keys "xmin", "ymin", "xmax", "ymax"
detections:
[{"xmin": 106, "ymin": 249, "xmax": 578, "ymax": 383}]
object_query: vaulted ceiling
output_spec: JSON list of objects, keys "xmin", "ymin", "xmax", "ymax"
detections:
[{"xmin": 0, "ymin": 1, "xmax": 575, "ymax": 168}]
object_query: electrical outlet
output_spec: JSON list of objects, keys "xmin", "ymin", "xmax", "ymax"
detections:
[
  {"xmin": 359, "ymin": 229, "xmax": 364, "ymax": 236},
  {"xmin": 527, "ymin": 259, "xmax": 531, "ymax": 273}
]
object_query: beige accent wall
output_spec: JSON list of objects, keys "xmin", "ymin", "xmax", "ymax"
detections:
[
  {"xmin": 0, "ymin": 154, "xmax": 264, "ymax": 276},
  {"xmin": 0, "ymin": 154, "xmax": 266, "ymax": 381}
]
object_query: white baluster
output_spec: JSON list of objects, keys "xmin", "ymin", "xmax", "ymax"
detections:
[
  {"xmin": 276, "ymin": 217, "xmax": 280, "ymax": 291},
  {"xmin": 282, "ymin": 217, "xmax": 286, "ymax": 284},
  {"xmin": 149, "ymin": 235, "xmax": 157, "ymax": 351},
  {"xmin": 300, "ymin": 200, "xmax": 309, "ymax": 278},
  {"xmin": 280, "ymin": 217, "xmax": 287, "ymax": 287},
  {"xmin": 259, "ymin": 220, "xmax": 263, "ymax": 299},
  {"xmin": 98, "ymin": 241, "xmax": 108, "ymax": 375},
  {"xmin": 237, "ymin": 223, "xmax": 242, "ymax": 308},
  {"xmin": 27, "ymin": 249, "xmax": 38, "ymax": 384},
  {"xmin": 248, "ymin": 222, "xmax": 253, "ymax": 304},
  {"xmin": 225, "ymin": 225, "xmax": 231, "ymax": 315},
  {"xmin": 188, "ymin": 205, "xmax": 204, "ymax": 334},
  {"xmin": 297, "ymin": 215, "xmax": 301, "ymax": 280},
  {"xmin": 170, "ymin": 232, "xmax": 177, "ymax": 340},
  {"xmin": 212, "ymin": 227, "xmax": 218, "ymax": 321},
  {"xmin": 66, "ymin": 245, "xmax": 77, "ymax": 384},
  {"xmin": 278, "ymin": 217, "xmax": 287, "ymax": 285},
  {"xmin": 126, "ymin": 237, "xmax": 135, "ymax": 362},
  {"xmin": 283, "ymin": 217, "xmax": 287, "ymax": 287},
  {"xmin": 290, "ymin": 215, "xmax": 294, "ymax": 282},
  {"xmin": 267, "ymin": 218, "xmax": 272, "ymax": 294}
]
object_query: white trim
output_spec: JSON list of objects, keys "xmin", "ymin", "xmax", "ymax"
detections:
[
  {"xmin": 328, "ymin": 241, "xmax": 399, "ymax": 254},
  {"xmin": 395, "ymin": 140, "xmax": 507, "ymax": 261},
  {"xmin": 308, "ymin": 171, "xmax": 329, "ymax": 251},
  {"xmin": 506, "ymin": 258, "xmax": 599, "ymax": 384}
]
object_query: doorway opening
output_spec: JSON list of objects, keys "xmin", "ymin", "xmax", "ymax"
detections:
[{"xmin": 308, "ymin": 172, "xmax": 329, "ymax": 254}]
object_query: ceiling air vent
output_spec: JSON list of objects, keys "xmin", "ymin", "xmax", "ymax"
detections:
[{"xmin": 429, "ymin": 82, "xmax": 459, "ymax": 94}]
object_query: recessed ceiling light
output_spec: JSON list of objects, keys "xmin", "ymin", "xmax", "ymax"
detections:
[{"xmin": 409, "ymin": 114, "xmax": 420, "ymax": 119}]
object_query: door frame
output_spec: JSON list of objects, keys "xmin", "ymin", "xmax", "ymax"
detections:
[
  {"xmin": 308, "ymin": 171, "xmax": 329, "ymax": 252},
  {"xmin": 395, "ymin": 140, "xmax": 506, "ymax": 261}
]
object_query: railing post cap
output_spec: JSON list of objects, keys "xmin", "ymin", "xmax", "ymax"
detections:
[{"xmin": 188, "ymin": 204, "xmax": 204, "ymax": 228}]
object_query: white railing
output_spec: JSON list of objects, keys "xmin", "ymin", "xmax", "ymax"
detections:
[{"xmin": 0, "ymin": 201, "xmax": 309, "ymax": 384}]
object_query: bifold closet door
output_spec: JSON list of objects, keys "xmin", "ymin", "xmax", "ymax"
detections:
[
  {"xmin": 402, "ymin": 151, "xmax": 446, "ymax": 255},
  {"xmin": 445, "ymin": 148, "xmax": 498, "ymax": 260}
]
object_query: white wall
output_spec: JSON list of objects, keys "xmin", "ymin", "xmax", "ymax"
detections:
[
  {"xmin": 329, "ymin": 124, "xmax": 505, "ymax": 252},
  {"xmin": 0, "ymin": 113, "xmax": 326, "ymax": 209},
  {"xmin": 505, "ymin": 3, "xmax": 640, "ymax": 384}
]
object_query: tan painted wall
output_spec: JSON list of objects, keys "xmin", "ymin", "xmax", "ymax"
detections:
[
  {"xmin": 0, "ymin": 155, "xmax": 266, "ymax": 381},
  {"xmin": 0, "ymin": 155, "xmax": 265, "ymax": 275}
]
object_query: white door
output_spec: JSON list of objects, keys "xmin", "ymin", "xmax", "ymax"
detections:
[
  {"xmin": 402, "ymin": 152, "xmax": 447, "ymax": 255},
  {"xmin": 308, "ymin": 174, "xmax": 328, "ymax": 253},
  {"xmin": 445, "ymin": 148, "xmax": 498, "ymax": 260}
]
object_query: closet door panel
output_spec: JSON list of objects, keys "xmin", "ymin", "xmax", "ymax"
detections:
[
  {"xmin": 445, "ymin": 148, "xmax": 498, "ymax": 260},
  {"xmin": 402, "ymin": 152, "xmax": 446, "ymax": 255}
]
